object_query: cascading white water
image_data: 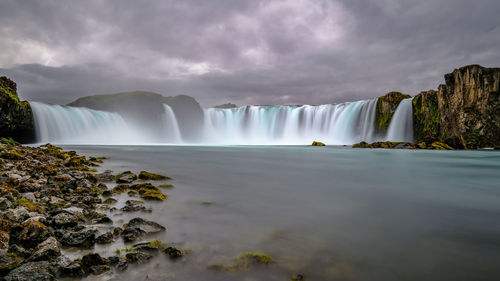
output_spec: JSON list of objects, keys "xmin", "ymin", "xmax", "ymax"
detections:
[
  {"xmin": 203, "ymin": 99, "xmax": 381, "ymax": 145},
  {"xmin": 386, "ymin": 98, "xmax": 414, "ymax": 142},
  {"xmin": 31, "ymin": 98, "xmax": 415, "ymax": 145},
  {"xmin": 31, "ymin": 102, "xmax": 146, "ymax": 144},
  {"xmin": 162, "ymin": 104, "xmax": 182, "ymax": 143}
]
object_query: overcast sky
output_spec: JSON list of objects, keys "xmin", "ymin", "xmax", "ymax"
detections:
[{"xmin": 1, "ymin": 0, "xmax": 499, "ymax": 107}]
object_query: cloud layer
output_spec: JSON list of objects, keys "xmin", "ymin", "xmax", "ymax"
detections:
[{"xmin": 1, "ymin": 0, "xmax": 499, "ymax": 106}]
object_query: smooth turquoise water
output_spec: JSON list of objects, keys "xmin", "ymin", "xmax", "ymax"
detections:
[{"xmin": 64, "ymin": 145, "xmax": 500, "ymax": 281}]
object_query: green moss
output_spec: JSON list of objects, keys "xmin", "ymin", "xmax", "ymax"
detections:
[
  {"xmin": 311, "ymin": 141, "xmax": 325, "ymax": 146},
  {"xmin": 375, "ymin": 92, "xmax": 411, "ymax": 133},
  {"xmin": 237, "ymin": 252, "xmax": 274, "ymax": 264},
  {"xmin": 138, "ymin": 171, "xmax": 171, "ymax": 180},
  {"xmin": 140, "ymin": 189, "xmax": 167, "ymax": 201},
  {"xmin": 412, "ymin": 93, "xmax": 441, "ymax": 142}
]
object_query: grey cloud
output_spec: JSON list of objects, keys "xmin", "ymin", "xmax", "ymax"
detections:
[{"xmin": 0, "ymin": 0, "xmax": 499, "ymax": 107}]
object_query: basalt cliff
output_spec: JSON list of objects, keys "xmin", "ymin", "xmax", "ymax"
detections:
[
  {"xmin": 0, "ymin": 77, "xmax": 34, "ymax": 143},
  {"xmin": 376, "ymin": 65, "xmax": 500, "ymax": 149}
]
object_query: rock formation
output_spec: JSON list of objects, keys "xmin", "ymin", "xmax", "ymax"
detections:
[
  {"xmin": 375, "ymin": 91, "xmax": 411, "ymax": 134},
  {"xmin": 0, "ymin": 77, "xmax": 34, "ymax": 142},
  {"xmin": 413, "ymin": 65, "xmax": 500, "ymax": 148}
]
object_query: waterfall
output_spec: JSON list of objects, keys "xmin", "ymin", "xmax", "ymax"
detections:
[
  {"xmin": 30, "ymin": 102, "xmax": 146, "ymax": 144},
  {"xmin": 30, "ymin": 98, "xmax": 415, "ymax": 145},
  {"xmin": 162, "ymin": 104, "xmax": 182, "ymax": 143},
  {"xmin": 386, "ymin": 98, "xmax": 414, "ymax": 142},
  {"xmin": 203, "ymin": 99, "xmax": 380, "ymax": 145}
]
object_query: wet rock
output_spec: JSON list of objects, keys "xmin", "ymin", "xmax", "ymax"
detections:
[
  {"xmin": 29, "ymin": 237, "xmax": 61, "ymax": 262},
  {"xmin": 0, "ymin": 230, "xmax": 9, "ymax": 250},
  {"xmin": 393, "ymin": 142, "xmax": 416, "ymax": 149},
  {"xmin": 0, "ymin": 198, "xmax": 13, "ymax": 210},
  {"xmin": 127, "ymin": 218, "xmax": 166, "ymax": 234},
  {"xmin": 0, "ymin": 185, "xmax": 20, "ymax": 201},
  {"xmin": 107, "ymin": 256, "xmax": 120, "ymax": 266},
  {"xmin": 81, "ymin": 253, "xmax": 109, "ymax": 275},
  {"xmin": 102, "ymin": 190, "xmax": 112, "ymax": 197},
  {"xmin": 57, "ymin": 228, "xmax": 96, "ymax": 248},
  {"xmin": 92, "ymin": 215, "xmax": 112, "ymax": 224},
  {"xmin": 140, "ymin": 189, "xmax": 167, "ymax": 201},
  {"xmin": 96, "ymin": 232, "xmax": 114, "ymax": 244},
  {"xmin": 7, "ymin": 206, "xmax": 29, "ymax": 223},
  {"xmin": 8, "ymin": 245, "xmax": 31, "ymax": 259},
  {"xmin": 4, "ymin": 261, "xmax": 55, "ymax": 281},
  {"xmin": 102, "ymin": 198, "xmax": 117, "ymax": 205},
  {"xmin": 311, "ymin": 141, "xmax": 325, "ymax": 146},
  {"xmin": 49, "ymin": 211, "xmax": 80, "ymax": 228},
  {"xmin": 53, "ymin": 256, "xmax": 83, "ymax": 278},
  {"xmin": 125, "ymin": 252, "xmax": 153, "ymax": 264},
  {"xmin": 116, "ymin": 260, "xmax": 128, "ymax": 271},
  {"xmin": 121, "ymin": 200, "xmax": 149, "ymax": 212},
  {"xmin": 112, "ymin": 184, "xmax": 130, "ymax": 194},
  {"xmin": 11, "ymin": 219, "xmax": 50, "ymax": 249},
  {"xmin": 95, "ymin": 170, "xmax": 115, "ymax": 182},
  {"xmin": 0, "ymin": 249, "xmax": 24, "ymax": 276},
  {"xmin": 121, "ymin": 227, "xmax": 146, "ymax": 243},
  {"xmin": 115, "ymin": 171, "xmax": 137, "ymax": 184},
  {"xmin": 138, "ymin": 171, "xmax": 171, "ymax": 180},
  {"xmin": 163, "ymin": 246, "xmax": 183, "ymax": 259},
  {"xmin": 133, "ymin": 241, "xmax": 163, "ymax": 253}
]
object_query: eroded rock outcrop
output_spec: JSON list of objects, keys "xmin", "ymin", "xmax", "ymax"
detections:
[
  {"xmin": 413, "ymin": 65, "xmax": 500, "ymax": 148},
  {"xmin": 0, "ymin": 77, "xmax": 34, "ymax": 142},
  {"xmin": 375, "ymin": 91, "xmax": 411, "ymax": 134}
]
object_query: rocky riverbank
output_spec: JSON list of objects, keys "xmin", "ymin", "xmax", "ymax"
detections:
[{"xmin": 0, "ymin": 139, "xmax": 185, "ymax": 280}]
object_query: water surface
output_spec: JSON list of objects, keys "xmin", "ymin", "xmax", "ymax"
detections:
[{"xmin": 63, "ymin": 145, "xmax": 500, "ymax": 281}]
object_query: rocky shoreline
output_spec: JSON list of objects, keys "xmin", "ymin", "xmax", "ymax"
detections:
[{"xmin": 0, "ymin": 138, "xmax": 185, "ymax": 280}]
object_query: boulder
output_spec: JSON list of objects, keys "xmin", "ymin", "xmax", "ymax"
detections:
[
  {"xmin": 127, "ymin": 218, "xmax": 166, "ymax": 234},
  {"xmin": 81, "ymin": 253, "xmax": 110, "ymax": 275},
  {"xmin": 115, "ymin": 171, "xmax": 137, "ymax": 184},
  {"xmin": 124, "ymin": 252, "xmax": 153, "ymax": 264},
  {"xmin": 29, "ymin": 237, "xmax": 61, "ymax": 262},
  {"xmin": 49, "ymin": 211, "xmax": 80, "ymax": 228},
  {"xmin": 311, "ymin": 141, "xmax": 325, "ymax": 146},
  {"xmin": 10, "ymin": 219, "xmax": 50, "ymax": 249},
  {"xmin": 57, "ymin": 228, "xmax": 95, "ymax": 248},
  {"xmin": 4, "ymin": 261, "xmax": 55, "ymax": 281}
]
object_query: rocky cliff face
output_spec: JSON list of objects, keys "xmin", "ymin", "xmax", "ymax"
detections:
[
  {"xmin": 375, "ymin": 91, "xmax": 411, "ymax": 134},
  {"xmin": 0, "ymin": 77, "xmax": 34, "ymax": 142},
  {"xmin": 68, "ymin": 91, "xmax": 204, "ymax": 141},
  {"xmin": 413, "ymin": 65, "xmax": 500, "ymax": 148}
]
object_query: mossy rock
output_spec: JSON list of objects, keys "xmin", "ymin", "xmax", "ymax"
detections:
[
  {"xmin": 112, "ymin": 184, "xmax": 130, "ymax": 194},
  {"xmin": 138, "ymin": 171, "xmax": 171, "ymax": 180},
  {"xmin": 1, "ymin": 150, "xmax": 24, "ymax": 160},
  {"xmin": 375, "ymin": 92, "xmax": 411, "ymax": 133},
  {"xmin": 430, "ymin": 142, "xmax": 453, "ymax": 150},
  {"xmin": 140, "ymin": 190, "xmax": 167, "ymax": 201},
  {"xmin": 311, "ymin": 141, "xmax": 325, "ymax": 146}
]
